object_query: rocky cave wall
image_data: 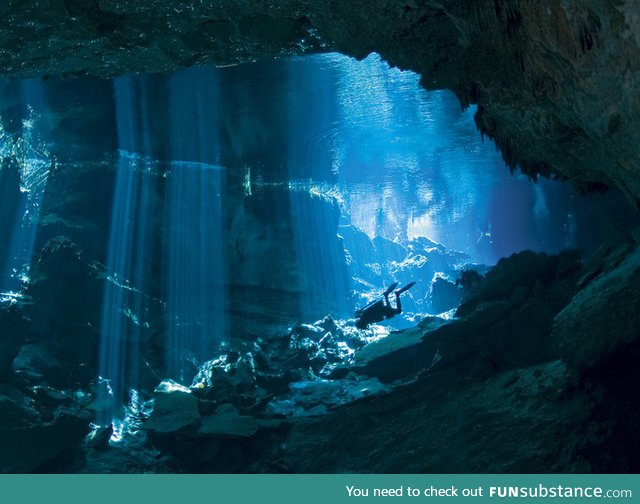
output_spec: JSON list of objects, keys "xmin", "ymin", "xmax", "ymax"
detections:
[{"xmin": 1, "ymin": 0, "xmax": 640, "ymax": 202}]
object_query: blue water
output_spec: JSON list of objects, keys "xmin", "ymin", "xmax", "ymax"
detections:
[
  {"xmin": 0, "ymin": 80, "xmax": 52, "ymax": 295},
  {"xmin": 0, "ymin": 53, "xmax": 636, "ymax": 421}
]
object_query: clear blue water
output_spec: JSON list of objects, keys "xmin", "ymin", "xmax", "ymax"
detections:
[{"xmin": 0, "ymin": 53, "xmax": 636, "ymax": 419}]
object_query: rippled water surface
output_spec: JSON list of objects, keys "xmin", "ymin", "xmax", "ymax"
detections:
[{"xmin": 216, "ymin": 53, "xmax": 633, "ymax": 263}]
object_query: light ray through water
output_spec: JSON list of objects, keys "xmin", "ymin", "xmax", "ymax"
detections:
[
  {"xmin": 163, "ymin": 67, "xmax": 226, "ymax": 383},
  {"xmin": 286, "ymin": 59, "xmax": 351, "ymax": 318},
  {"xmin": 98, "ymin": 69, "xmax": 227, "ymax": 424},
  {"xmin": 0, "ymin": 80, "xmax": 52, "ymax": 295},
  {"xmin": 98, "ymin": 77, "xmax": 157, "ymax": 423}
]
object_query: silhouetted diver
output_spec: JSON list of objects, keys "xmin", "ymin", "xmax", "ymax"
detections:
[{"xmin": 355, "ymin": 281, "xmax": 416, "ymax": 329}]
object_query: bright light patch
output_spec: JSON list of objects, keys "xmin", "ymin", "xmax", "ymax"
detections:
[
  {"xmin": 0, "ymin": 83, "xmax": 52, "ymax": 293},
  {"xmin": 97, "ymin": 78, "xmax": 157, "ymax": 424}
]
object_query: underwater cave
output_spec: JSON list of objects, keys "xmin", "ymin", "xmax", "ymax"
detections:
[{"xmin": 1, "ymin": 1, "xmax": 640, "ymax": 474}]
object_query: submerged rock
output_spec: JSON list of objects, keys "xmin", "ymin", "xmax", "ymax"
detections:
[
  {"xmin": 428, "ymin": 276, "xmax": 461, "ymax": 314},
  {"xmin": 432, "ymin": 250, "xmax": 581, "ymax": 374},
  {"xmin": 191, "ymin": 351, "xmax": 262, "ymax": 412},
  {"xmin": 0, "ymin": 303, "xmax": 28, "ymax": 376},
  {"xmin": 350, "ymin": 250, "xmax": 582, "ymax": 384},
  {"xmin": 0, "ymin": 384, "xmax": 90, "ymax": 473},
  {"xmin": 280, "ymin": 360, "xmax": 592, "ymax": 473},
  {"xmin": 144, "ymin": 380, "xmax": 200, "ymax": 435},
  {"xmin": 554, "ymin": 239, "xmax": 640, "ymax": 369},
  {"xmin": 199, "ymin": 404, "xmax": 260, "ymax": 438},
  {"xmin": 342, "ymin": 225, "xmax": 469, "ymax": 321},
  {"xmin": 267, "ymin": 375, "xmax": 389, "ymax": 418},
  {"xmin": 351, "ymin": 317, "xmax": 447, "ymax": 383},
  {"xmin": 86, "ymin": 424, "xmax": 113, "ymax": 452}
]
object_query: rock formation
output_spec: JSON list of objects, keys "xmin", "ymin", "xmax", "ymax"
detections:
[
  {"xmin": 277, "ymin": 242, "xmax": 640, "ymax": 473},
  {"xmin": 1, "ymin": 1, "xmax": 639, "ymax": 201}
]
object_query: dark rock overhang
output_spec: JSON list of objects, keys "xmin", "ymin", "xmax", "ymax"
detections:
[{"xmin": 2, "ymin": 0, "xmax": 640, "ymax": 202}]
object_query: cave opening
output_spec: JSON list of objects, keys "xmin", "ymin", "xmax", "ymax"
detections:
[{"xmin": 0, "ymin": 50, "xmax": 639, "ymax": 472}]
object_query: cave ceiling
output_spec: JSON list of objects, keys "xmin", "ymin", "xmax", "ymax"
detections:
[{"xmin": 2, "ymin": 0, "xmax": 640, "ymax": 202}]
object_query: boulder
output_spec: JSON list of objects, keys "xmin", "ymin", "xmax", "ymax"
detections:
[
  {"xmin": 431, "ymin": 250, "xmax": 581, "ymax": 374},
  {"xmin": 351, "ymin": 317, "xmax": 447, "ymax": 382},
  {"xmin": 456, "ymin": 250, "xmax": 581, "ymax": 317},
  {"xmin": 144, "ymin": 380, "xmax": 200, "ymax": 435},
  {"xmin": 192, "ymin": 352, "xmax": 258, "ymax": 397},
  {"xmin": 408, "ymin": 237, "xmax": 468, "ymax": 273}
]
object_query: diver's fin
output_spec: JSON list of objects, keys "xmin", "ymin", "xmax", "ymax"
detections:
[
  {"xmin": 383, "ymin": 282, "xmax": 399, "ymax": 297},
  {"xmin": 395, "ymin": 281, "xmax": 416, "ymax": 295}
]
